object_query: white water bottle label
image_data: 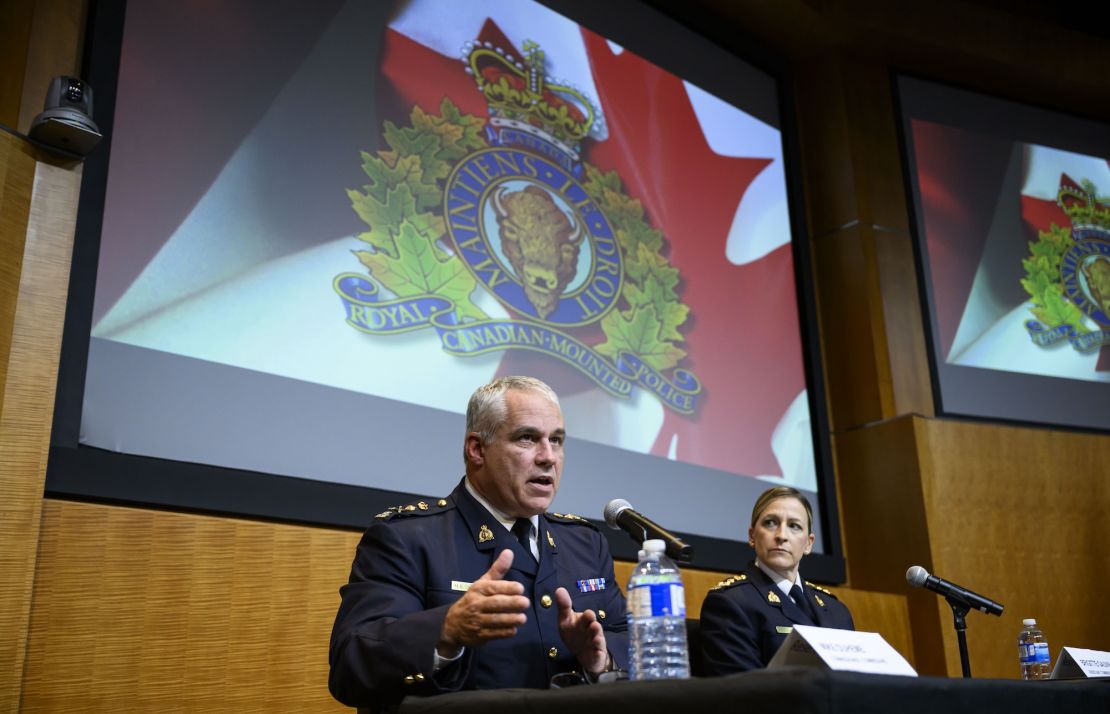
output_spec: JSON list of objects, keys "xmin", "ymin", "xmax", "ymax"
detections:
[
  {"xmin": 629, "ymin": 582, "xmax": 687, "ymax": 617},
  {"xmin": 1019, "ymin": 642, "xmax": 1050, "ymax": 664}
]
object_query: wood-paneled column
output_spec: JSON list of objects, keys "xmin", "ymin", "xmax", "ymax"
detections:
[{"xmin": 793, "ymin": 53, "xmax": 942, "ymax": 672}]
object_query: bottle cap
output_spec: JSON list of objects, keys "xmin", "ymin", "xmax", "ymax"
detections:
[
  {"xmin": 643, "ymin": 539, "xmax": 665, "ymax": 553},
  {"xmin": 1022, "ymin": 618, "xmax": 1037, "ymax": 626}
]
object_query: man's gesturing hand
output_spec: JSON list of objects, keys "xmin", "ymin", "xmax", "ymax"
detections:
[
  {"xmin": 555, "ymin": 586, "xmax": 608, "ymax": 675},
  {"xmin": 438, "ymin": 549, "xmax": 529, "ymax": 657}
]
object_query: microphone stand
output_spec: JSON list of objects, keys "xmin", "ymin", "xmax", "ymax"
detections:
[{"xmin": 946, "ymin": 597, "xmax": 972, "ymax": 678}]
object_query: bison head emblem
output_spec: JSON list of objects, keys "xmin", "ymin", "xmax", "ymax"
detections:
[
  {"xmin": 1082, "ymin": 254, "xmax": 1110, "ymax": 317},
  {"xmin": 491, "ymin": 185, "xmax": 584, "ymax": 319}
]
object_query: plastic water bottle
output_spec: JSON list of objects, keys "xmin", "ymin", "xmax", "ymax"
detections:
[
  {"xmin": 1018, "ymin": 618, "xmax": 1051, "ymax": 680},
  {"xmin": 627, "ymin": 539, "xmax": 690, "ymax": 680}
]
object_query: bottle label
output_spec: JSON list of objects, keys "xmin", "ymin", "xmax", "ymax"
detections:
[
  {"xmin": 1018, "ymin": 642, "xmax": 1050, "ymax": 665},
  {"xmin": 629, "ymin": 582, "xmax": 686, "ymax": 618}
]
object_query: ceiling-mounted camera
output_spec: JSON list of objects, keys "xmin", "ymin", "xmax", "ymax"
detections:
[{"xmin": 29, "ymin": 76, "xmax": 103, "ymax": 157}]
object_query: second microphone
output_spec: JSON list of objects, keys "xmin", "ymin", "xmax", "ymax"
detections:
[{"xmin": 604, "ymin": 498, "xmax": 694, "ymax": 563}]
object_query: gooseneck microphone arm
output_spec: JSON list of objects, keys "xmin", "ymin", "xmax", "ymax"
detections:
[
  {"xmin": 907, "ymin": 566, "xmax": 1005, "ymax": 679},
  {"xmin": 906, "ymin": 566, "xmax": 1004, "ymax": 616},
  {"xmin": 603, "ymin": 499, "xmax": 694, "ymax": 563}
]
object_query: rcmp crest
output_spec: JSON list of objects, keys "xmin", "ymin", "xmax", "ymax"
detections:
[
  {"xmin": 334, "ymin": 37, "xmax": 702, "ymax": 414},
  {"xmin": 1023, "ymin": 179, "xmax": 1110, "ymax": 353}
]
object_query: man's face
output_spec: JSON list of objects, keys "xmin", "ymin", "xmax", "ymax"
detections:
[
  {"xmin": 748, "ymin": 497, "xmax": 814, "ymax": 580},
  {"xmin": 467, "ymin": 389, "xmax": 565, "ymax": 518}
]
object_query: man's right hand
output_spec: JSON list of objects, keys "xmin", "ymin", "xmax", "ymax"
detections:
[{"xmin": 438, "ymin": 549, "xmax": 529, "ymax": 656}]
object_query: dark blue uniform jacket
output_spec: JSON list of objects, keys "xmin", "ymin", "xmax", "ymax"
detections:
[
  {"xmin": 328, "ymin": 479, "xmax": 628, "ymax": 708},
  {"xmin": 699, "ymin": 562, "xmax": 854, "ymax": 675}
]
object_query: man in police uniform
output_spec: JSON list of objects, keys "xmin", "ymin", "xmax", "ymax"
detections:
[
  {"xmin": 329, "ymin": 376, "xmax": 628, "ymax": 708},
  {"xmin": 699, "ymin": 487, "xmax": 854, "ymax": 674}
]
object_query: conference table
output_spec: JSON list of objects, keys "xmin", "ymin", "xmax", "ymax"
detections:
[{"xmin": 398, "ymin": 667, "xmax": 1108, "ymax": 714}]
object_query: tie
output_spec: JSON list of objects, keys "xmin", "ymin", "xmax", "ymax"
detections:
[
  {"xmin": 791, "ymin": 583, "xmax": 819, "ymax": 623},
  {"xmin": 511, "ymin": 518, "xmax": 535, "ymax": 561}
]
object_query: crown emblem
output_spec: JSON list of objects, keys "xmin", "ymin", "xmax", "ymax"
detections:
[
  {"xmin": 462, "ymin": 39, "xmax": 604, "ymax": 171},
  {"xmin": 1022, "ymin": 176, "xmax": 1110, "ymax": 345},
  {"xmin": 1058, "ymin": 179, "xmax": 1110, "ymax": 238}
]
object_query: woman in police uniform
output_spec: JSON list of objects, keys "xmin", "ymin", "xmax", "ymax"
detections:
[{"xmin": 699, "ymin": 486, "xmax": 854, "ymax": 674}]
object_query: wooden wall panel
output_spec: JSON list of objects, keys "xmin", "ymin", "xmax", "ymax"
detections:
[
  {"xmin": 23, "ymin": 500, "xmax": 913, "ymax": 713},
  {"xmin": 917, "ymin": 419, "xmax": 1110, "ymax": 679},
  {"xmin": 0, "ymin": 133, "xmax": 35, "ymax": 414},
  {"xmin": 0, "ymin": 131, "xmax": 39, "ymax": 714},
  {"xmin": 835, "ymin": 415, "xmax": 946, "ymax": 675},
  {"xmin": 24, "ymin": 500, "xmax": 357, "ymax": 713},
  {"xmin": 837, "ymin": 415, "xmax": 1110, "ymax": 678},
  {"xmin": 870, "ymin": 228, "xmax": 932, "ymax": 418},
  {"xmin": 3, "ymin": 0, "xmax": 89, "ymax": 707},
  {"xmin": 0, "ymin": 1, "xmax": 34, "ymax": 128},
  {"xmin": 835, "ymin": 416, "xmax": 932, "ymax": 592},
  {"xmin": 0, "ymin": 135, "xmax": 81, "ymax": 714},
  {"xmin": 17, "ymin": 0, "xmax": 86, "ymax": 133},
  {"xmin": 796, "ymin": 55, "xmax": 934, "ymax": 432},
  {"xmin": 810, "ymin": 223, "xmax": 891, "ymax": 429},
  {"xmin": 793, "ymin": 56, "xmax": 858, "ymax": 238}
]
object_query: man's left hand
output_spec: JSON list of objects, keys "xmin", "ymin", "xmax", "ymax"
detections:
[{"xmin": 554, "ymin": 587, "xmax": 609, "ymax": 675}]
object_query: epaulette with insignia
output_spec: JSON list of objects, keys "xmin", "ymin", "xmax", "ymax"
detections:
[
  {"xmin": 710, "ymin": 573, "xmax": 748, "ymax": 591},
  {"xmin": 374, "ymin": 498, "xmax": 452, "ymax": 521},
  {"xmin": 805, "ymin": 581, "xmax": 838, "ymax": 599},
  {"xmin": 546, "ymin": 512, "xmax": 599, "ymax": 530}
]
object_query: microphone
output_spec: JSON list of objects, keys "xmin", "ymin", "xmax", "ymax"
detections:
[
  {"xmin": 603, "ymin": 499, "xmax": 693, "ymax": 563},
  {"xmin": 906, "ymin": 565, "xmax": 1004, "ymax": 616}
]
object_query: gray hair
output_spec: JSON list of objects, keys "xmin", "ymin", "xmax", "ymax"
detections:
[{"xmin": 465, "ymin": 376, "xmax": 560, "ymax": 450}]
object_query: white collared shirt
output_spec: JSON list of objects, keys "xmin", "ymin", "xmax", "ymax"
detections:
[
  {"xmin": 755, "ymin": 559, "xmax": 804, "ymax": 603},
  {"xmin": 464, "ymin": 477, "xmax": 539, "ymax": 560}
]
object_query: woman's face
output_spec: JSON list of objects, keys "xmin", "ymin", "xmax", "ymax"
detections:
[{"xmin": 748, "ymin": 496, "xmax": 815, "ymax": 581}]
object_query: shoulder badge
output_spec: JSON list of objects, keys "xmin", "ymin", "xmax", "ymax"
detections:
[
  {"xmin": 805, "ymin": 581, "xmax": 838, "ymax": 599},
  {"xmin": 374, "ymin": 499, "xmax": 450, "ymax": 521},
  {"xmin": 546, "ymin": 512, "xmax": 599, "ymax": 530},
  {"xmin": 710, "ymin": 573, "xmax": 748, "ymax": 592}
]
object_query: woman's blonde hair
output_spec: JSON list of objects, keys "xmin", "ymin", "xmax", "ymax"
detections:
[{"xmin": 750, "ymin": 486, "xmax": 813, "ymax": 534}]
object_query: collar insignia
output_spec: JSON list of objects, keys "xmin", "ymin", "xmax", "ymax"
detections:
[{"xmin": 478, "ymin": 524, "xmax": 495, "ymax": 543}]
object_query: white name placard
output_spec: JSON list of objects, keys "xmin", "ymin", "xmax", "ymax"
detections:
[
  {"xmin": 767, "ymin": 625, "xmax": 917, "ymax": 676},
  {"xmin": 1051, "ymin": 646, "xmax": 1110, "ymax": 679}
]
